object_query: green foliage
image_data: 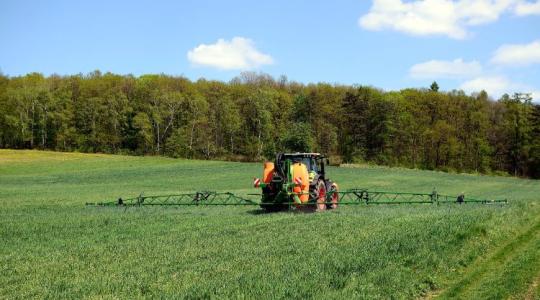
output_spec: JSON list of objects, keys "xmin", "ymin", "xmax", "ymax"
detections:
[
  {"xmin": 0, "ymin": 72, "xmax": 539, "ymax": 177},
  {"xmin": 500, "ymin": 93, "xmax": 535, "ymax": 176},
  {"xmin": 529, "ymin": 105, "xmax": 540, "ymax": 178},
  {"xmin": 164, "ymin": 127, "xmax": 190, "ymax": 158},
  {"xmin": 0, "ymin": 150, "xmax": 539, "ymax": 299},
  {"xmin": 280, "ymin": 122, "xmax": 314, "ymax": 152},
  {"xmin": 133, "ymin": 112, "xmax": 153, "ymax": 153}
]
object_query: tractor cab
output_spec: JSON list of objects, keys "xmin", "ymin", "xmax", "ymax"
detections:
[{"xmin": 275, "ymin": 153, "xmax": 328, "ymax": 185}]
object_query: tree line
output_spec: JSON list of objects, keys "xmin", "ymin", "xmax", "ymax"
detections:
[{"xmin": 0, "ymin": 71, "xmax": 539, "ymax": 178}]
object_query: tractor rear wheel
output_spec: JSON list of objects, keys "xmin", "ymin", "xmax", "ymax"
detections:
[{"xmin": 316, "ymin": 180, "xmax": 327, "ymax": 211}]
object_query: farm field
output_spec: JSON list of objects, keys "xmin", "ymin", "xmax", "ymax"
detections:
[{"xmin": 0, "ymin": 149, "xmax": 539, "ymax": 299}]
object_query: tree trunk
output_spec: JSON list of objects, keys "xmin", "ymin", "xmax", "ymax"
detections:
[
  {"xmin": 41, "ymin": 106, "xmax": 47, "ymax": 148},
  {"xmin": 189, "ymin": 122, "xmax": 195, "ymax": 150},
  {"xmin": 257, "ymin": 119, "xmax": 262, "ymax": 159},
  {"xmin": 156, "ymin": 124, "xmax": 160, "ymax": 154},
  {"xmin": 30, "ymin": 101, "xmax": 35, "ymax": 148}
]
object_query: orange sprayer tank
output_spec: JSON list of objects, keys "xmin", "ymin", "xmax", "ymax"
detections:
[
  {"xmin": 263, "ymin": 162, "xmax": 274, "ymax": 184},
  {"xmin": 292, "ymin": 162, "xmax": 310, "ymax": 203}
]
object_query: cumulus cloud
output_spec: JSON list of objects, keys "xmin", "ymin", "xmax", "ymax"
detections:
[
  {"xmin": 409, "ymin": 58, "xmax": 482, "ymax": 79},
  {"xmin": 531, "ymin": 90, "xmax": 540, "ymax": 102},
  {"xmin": 514, "ymin": 0, "xmax": 540, "ymax": 15},
  {"xmin": 459, "ymin": 76, "xmax": 513, "ymax": 96},
  {"xmin": 359, "ymin": 0, "xmax": 521, "ymax": 39},
  {"xmin": 187, "ymin": 37, "xmax": 273, "ymax": 70},
  {"xmin": 359, "ymin": 0, "xmax": 465, "ymax": 39},
  {"xmin": 491, "ymin": 40, "xmax": 540, "ymax": 66},
  {"xmin": 459, "ymin": 76, "xmax": 539, "ymax": 101},
  {"xmin": 407, "ymin": 39, "xmax": 540, "ymax": 101}
]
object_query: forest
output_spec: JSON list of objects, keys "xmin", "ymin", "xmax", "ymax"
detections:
[{"xmin": 0, "ymin": 71, "xmax": 539, "ymax": 178}]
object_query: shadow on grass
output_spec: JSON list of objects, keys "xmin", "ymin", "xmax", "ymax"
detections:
[{"xmin": 246, "ymin": 207, "xmax": 320, "ymax": 215}]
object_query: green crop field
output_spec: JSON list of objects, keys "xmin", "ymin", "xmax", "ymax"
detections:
[{"xmin": 1, "ymin": 150, "xmax": 539, "ymax": 299}]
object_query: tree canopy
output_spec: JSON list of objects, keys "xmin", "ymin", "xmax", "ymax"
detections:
[{"xmin": 0, "ymin": 71, "xmax": 539, "ymax": 178}]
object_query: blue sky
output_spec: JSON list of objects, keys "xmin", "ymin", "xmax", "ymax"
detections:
[{"xmin": 1, "ymin": 0, "xmax": 540, "ymax": 101}]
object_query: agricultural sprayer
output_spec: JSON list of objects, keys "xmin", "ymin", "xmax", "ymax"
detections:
[{"xmin": 86, "ymin": 152, "xmax": 507, "ymax": 209}]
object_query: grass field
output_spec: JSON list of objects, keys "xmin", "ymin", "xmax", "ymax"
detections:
[{"xmin": 1, "ymin": 149, "xmax": 539, "ymax": 299}]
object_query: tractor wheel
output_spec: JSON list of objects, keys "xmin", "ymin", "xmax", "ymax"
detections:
[
  {"xmin": 316, "ymin": 180, "xmax": 327, "ymax": 211},
  {"xmin": 328, "ymin": 183, "xmax": 339, "ymax": 209}
]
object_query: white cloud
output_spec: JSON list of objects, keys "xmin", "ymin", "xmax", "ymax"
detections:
[
  {"xmin": 409, "ymin": 58, "xmax": 482, "ymax": 79},
  {"xmin": 460, "ymin": 76, "xmax": 512, "ymax": 96},
  {"xmin": 491, "ymin": 40, "xmax": 540, "ymax": 66},
  {"xmin": 459, "ymin": 76, "xmax": 540, "ymax": 101},
  {"xmin": 359, "ymin": 0, "xmax": 519, "ymax": 39},
  {"xmin": 187, "ymin": 37, "xmax": 273, "ymax": 70},
  {"xmin": 532, "ymin": 90, "xmax": 540, "ymax": 102},
  {"xmin": 359, "ymin": 0, "xmax": 466, "ymax": 39},
  {"xmin": 514, "ymin": 0, "xmax": 540, "ymax": 15}
]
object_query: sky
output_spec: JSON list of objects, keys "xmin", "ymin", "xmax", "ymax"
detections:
[{"xmin": 1, "ymin": 0, "xmax": 540, "ymax": 101}]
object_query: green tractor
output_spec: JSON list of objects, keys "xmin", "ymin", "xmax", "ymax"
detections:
[{"xmin": 254, "ymin": 153, "xmax": 339, "ymax": 211}]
